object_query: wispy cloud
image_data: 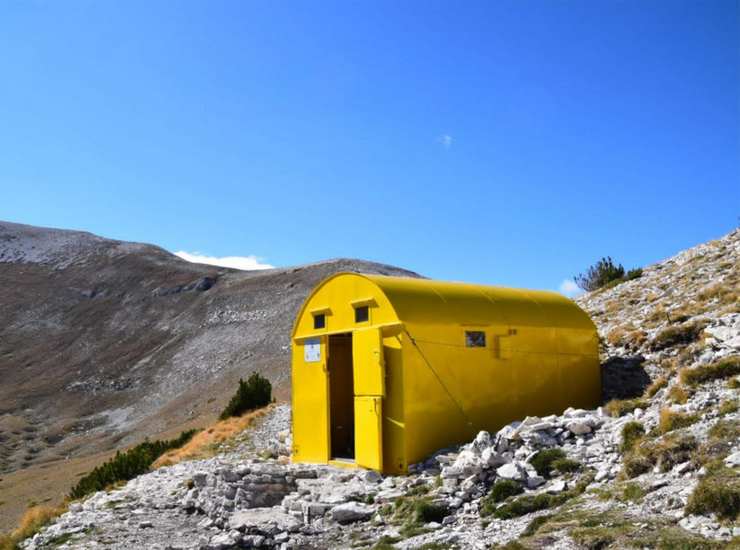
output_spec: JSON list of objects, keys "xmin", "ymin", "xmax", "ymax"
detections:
[
  {"xmin": 437, "ymin": 134, "xmax": 453, "ymax": 149},
  {"xmin": 559, "ymin": 279, "xmax": 583, "ymax": 298},
  {"xmin": 174, "ymin": 251, "xmax": 274, "ymax": 271}
]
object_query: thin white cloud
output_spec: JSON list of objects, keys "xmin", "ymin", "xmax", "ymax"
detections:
[
  {"xmin": 559, "ymin": 279, "xmax": 583, "ymax": 298},
  {"xmin": 437, "ymin": 134, "xmax": 453, "ymax": 149},
  {"xmin": 174, "ymin": 251, "xmax": 274, "ymax": 271}
]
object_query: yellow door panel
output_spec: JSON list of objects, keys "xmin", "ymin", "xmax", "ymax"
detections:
[
  {"xmin": 353, "ymin": 328, "xmax": 385, "ymax": 396},
  {"xmin": 355, "ymin": 396, "xmax": 383, "ymax": 471},
  {"xmin": 291, "ymin": 337, "xmax": 329, "ymax": 463}
]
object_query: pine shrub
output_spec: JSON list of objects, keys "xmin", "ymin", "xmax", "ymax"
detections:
[
  {"xmin": 69, "ymin": 429, "xmax": 197, "ymax": 500},
  {"xmin": 219, "ymin": 372, "xmax": 272, "ymax": 420},
  {"xmin": 574, "ymin": 258, "xmax": 642, "ymax": 292}
]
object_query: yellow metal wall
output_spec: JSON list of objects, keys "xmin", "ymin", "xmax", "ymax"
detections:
[{"xmin": 291, "ymin": 273, "xmax": 599, "ymax": 474}]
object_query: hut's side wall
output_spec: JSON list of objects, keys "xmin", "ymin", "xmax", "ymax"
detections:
[{"xmin": 402, "ymin": 320, "xmax": 599, "ymax": 467}]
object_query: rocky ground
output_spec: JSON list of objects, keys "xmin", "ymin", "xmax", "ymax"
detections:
[{"xmin": 17, "ymin": 230, "xmax": 740, "ymax": 549}]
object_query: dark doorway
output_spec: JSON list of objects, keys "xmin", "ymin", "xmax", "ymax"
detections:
[{"xmin": 328, "ymin": 333, "xmax": 355, "ymax": 460}]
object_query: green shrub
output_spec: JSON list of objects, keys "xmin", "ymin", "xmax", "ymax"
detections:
[
  {"xmin": 69, "ymin": 429, "xmax": 197, "ymax": 500},
  {"xmin": 480, "ymin": 479, "xmax": 524, "ymax": 515},
  {"xmin": 574, "ymin": 258, "xmax": 641, "ymax": 292},
  {"xmin": 552, "ymin": 458, "xmax": 581, "ymax": 475},
  {"xmin": 685, "ymin": 469, "xmax": 740, "ymax": 521},
  {"xmin": 651, "ymin": 321, "xmax": 707, "ymax": 351},
  {"xmin": 490, "ymin": 475, "xmax": 592, "ymax": 519},
  {"xmin": 219, "ymin": 372, "xmax": 272, "ymax": 420},
  {"xmin": 620, "ymin": 421, "xmax": 645, "ymax": 453},
  {"xmin": 529, "ymin": 449, "xmax": 566, "ymax": 478},
  {"xmin": 680, "ymin": 356, "xmax": 740, "ymax": 387},
  {"xmin": 387, "ymin": 496, "xmax": 448, "ymax": 534}
]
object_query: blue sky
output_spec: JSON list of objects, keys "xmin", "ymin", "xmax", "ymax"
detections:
[{"xmin": 1, "ymin": 1, "xmax": 738, "ymax": 294}]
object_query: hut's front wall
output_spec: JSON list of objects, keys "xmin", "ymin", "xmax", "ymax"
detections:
[{"xmin": 291, "ymin": 274, "xmax": 407, "ymax": 472}]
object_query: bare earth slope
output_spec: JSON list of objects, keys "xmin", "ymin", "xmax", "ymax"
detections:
[{"xmin": 0, "ymin": 221, "xmax": 420, "ymax": 477}]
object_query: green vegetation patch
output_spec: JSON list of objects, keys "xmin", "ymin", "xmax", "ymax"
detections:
[
  {"xmin": 220, "ymin": 372, "xmax": 272, "ymax": 420},
  {"xmin": 486, "ymin": 474, "xmax": 593, "ymax": 519},
  {"xmin": 619, "ymin": 421, "xmax": 645, "ymax": 453},
  {"xmin": 622, "ymin": 433, "xmax": 697, "ymax": 479},
  {"xmin": 529, "ymin": 449, "xmax": 566, "ymax": 478},
  {"xmin": 685, "ymin": 466, "xmax": 740, "ymax": 521},
  {"xmin": 522, "ymin": 509, "xmax": 725, "ymax": 550},
  {"xmin": 69, "ymin": 429, "xmax": 198, "ymax": 500},
  {"xmin": 551, "ymin": 458, "xmax": 581, "ymax": 475},
  {"xmin": 573, "ymin": 257, "xmax": 642, "ymax": 292},
  {"xmin": 719, "ymin": 399, "xmax": 738, "ymax": 415},
  {"xmin": 480, "ymin": 479, "xmax": 524, "ymax": 516},
  {"xmin": 680, "ymin": 355, "xmax": 740, "ymax": 387},
  {"xmin": 382, "ymin": 495, "xmax": 449, "ymax": 539}
]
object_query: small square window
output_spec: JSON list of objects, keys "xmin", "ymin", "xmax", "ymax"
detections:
[
  {"xmin": 465, "ymin": 331, "xmax": 486, "ymax": 348},
  {"xmin": 313, "ymin": 313, "xmax": 325, "ymax": 329},
  {"xmin": 354, "ymin": 305, "xmax": 369, "ymax": 323}
]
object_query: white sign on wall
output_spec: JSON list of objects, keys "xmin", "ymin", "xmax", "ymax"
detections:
[{"xmin": 304, "ymin": 338, "xmax": 321, "ymax": 363}]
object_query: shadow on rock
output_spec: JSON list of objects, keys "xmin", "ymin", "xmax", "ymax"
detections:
[{"xmin": 601, "ymin": 355, "xmax": 650, "ymax": 403}]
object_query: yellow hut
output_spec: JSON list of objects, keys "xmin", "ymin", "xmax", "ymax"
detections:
[{"xmin": 290, "ymin": 273, "xmax": 600, "ymax": 474}]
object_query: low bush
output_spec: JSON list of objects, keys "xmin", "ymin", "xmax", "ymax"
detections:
[
  {"xmin": 69, "ymin": 429, "xmax": 197, "ymax": 500},
  {"xmin": 552, "ymin": 458, "xmax": 581, "ymax": 475},
  {"xmin": 658, "ymin": 408, "xmax": 699, "ymax": 434},
  {"xmin": 529, "ymin": 449, "xmax": 566, "ymax": 478},
  {"xmin": 220, "ymin": 372, "xmax": 272, "ymax": 420},
  {"xmin": 651, "ymin": 321, "xmax": 707, "ymax": 351},
  {"xmin": 573, "ymin": 258, "xmax": 642, "ymax": 292},
  {"xmin": 685, "ymin": 469, "xmax": 740, "ymax": 521},
  {"xmin": 387, "ymin": 496, "xmax": 449, "ymax": 535},
  {"xmin": 619, "ymin": 421, "xmax": 645, "ymax": 453},
  {"xmin": 480, "ymin": 479, "xmax": 524, "ymax": 515},
  {"xmin": 491, "ymin": 492, "xmax": 570, "ymax": 520},
  {"xmin": 680, "ymin": 356, "xmax": 740, "ymax": 387},
  {"xmin": 604, "ymin": 398, "xmax": 648, "ymax": 418},
  {"xmin": 490, "ymin": 474, "xmax": 592, "ymax": 519}
]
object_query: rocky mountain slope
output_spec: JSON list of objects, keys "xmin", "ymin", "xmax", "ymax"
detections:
[
  {"xmin": 0, "ymin": 221, "xmax": 419, "ymax": 528},
  {"xmin": 16, "ymin": 229, "xmax": 739, "ymax": 549}
]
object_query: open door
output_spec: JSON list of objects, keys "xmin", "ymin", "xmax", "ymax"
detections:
[
  {"xmin": 352, "ymin": 327, "xmax": 385, "ymax": 470},
  {"xmin": 354, "ymin": 396, "xmax": 383, "ymax": 470}
]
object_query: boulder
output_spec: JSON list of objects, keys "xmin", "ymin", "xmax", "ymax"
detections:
[
  {"xmin": 330, "ymin": 502, "xmax": 375, "ymax": 523},
  {"xmin": 496, "ymin": 462, "xmax": 525, "ymax": 481}
]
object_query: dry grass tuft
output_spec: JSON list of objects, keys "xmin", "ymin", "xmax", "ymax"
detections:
[
  {"xmin": 644, "ymin": 376, "xmax": 668, "ymax": 398},
  {"xmin": 604, "ymin": 398, "xmax": 648, "ymax": 418},
  {"xmin": 680, "ymin": 356, "xmax": 740, "ymax": 387},
  {"xmin": 666, "ymin": 384, "xmax": 689, "ymax": 404},
  {"xmin": 650, "ymin": 320, "xmax": 707, "ymax": 351},
  {"xmin": 153, "ymin": 407, "xmax": 270, "ymax": 468},
  {"xmin": 658, "ymin": 408, "xmax": 699, "ymax": 434},
  {"xmin": 0, "ymin": 504, "xmax": 67, "ymax": 550}
]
